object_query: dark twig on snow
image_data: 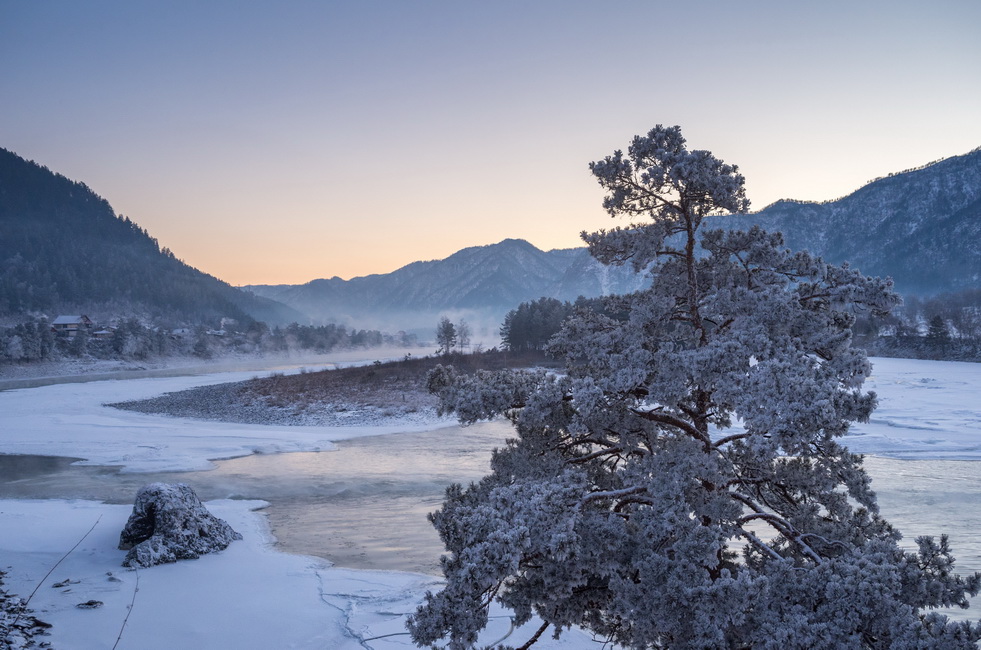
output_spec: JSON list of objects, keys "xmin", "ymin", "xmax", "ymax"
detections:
[
  {"xmin": 11, "ymin": 514, "xmax": 103, "ymax": 630},
  {"xmin": 111, "ymin": 566, "xmax": 140, "ymax": 650}
]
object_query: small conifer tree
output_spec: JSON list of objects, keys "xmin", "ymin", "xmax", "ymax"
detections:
[{"xmin": 436, "ymin": 316, "xmax": 457, "ymax": 356}]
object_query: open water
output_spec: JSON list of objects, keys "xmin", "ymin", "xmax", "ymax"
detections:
[{"xmin": 1, "ymin": 422, "xmax": 978, "ymax": 618}]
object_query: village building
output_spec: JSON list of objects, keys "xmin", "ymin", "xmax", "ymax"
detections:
[{"xmin": 51, "ymin": 315, "xmax": 94, "ymax": 337}]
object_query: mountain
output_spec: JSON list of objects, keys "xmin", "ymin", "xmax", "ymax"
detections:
[
  {"xmin": 248, "ymin": 147, "xmax": 981, "ymax": 334},
  {"xmin": 244, "ymin": 239, "xmax": 648, "ymax": 332},
  {"xmin": 8, "ymin": 141, "xmax": 972, "ymax": 334},
  {"xmin": 0, "ymin": 147, "xmax": 304, "ymax": 325},
  {"xmin": 729, "ymin": 147, "xmax": 981, "ymax": 295}
]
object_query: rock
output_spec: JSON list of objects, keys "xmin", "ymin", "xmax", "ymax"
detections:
[
  {"xmin": 75, "ymin": 600, "xmax": 102, "ymax": 609},
  {"xmin": 118, "ymin": 483, "xmax": 242, "ymax": 568},
  {"xmin": 50, "ymin": 579, "xmax": 77, "ymax": 589},
  {"xmin": 1, "ymin": 569, "xmax": 51, "ymax": 647}
]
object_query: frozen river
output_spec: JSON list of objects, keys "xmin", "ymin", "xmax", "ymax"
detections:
[
  {"xmin": 1, "ymin": 423, "xmax": 980, "ymax": 583},
  {"xmin": 0, "ymin": 421, "xmax": 512, "ymax": 574},
  {"xmin": 0, "ymin": 355, "xmax": 979, "ymax": 633}
]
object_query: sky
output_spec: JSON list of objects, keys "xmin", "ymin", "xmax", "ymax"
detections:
[{"xmin": 2, "ymin": 1, "xmax": 979, "ymax": 286}]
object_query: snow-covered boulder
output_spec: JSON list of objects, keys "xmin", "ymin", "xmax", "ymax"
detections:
[{"xmin": 118, "ymin": 483, "xmax": 242, "ymax": 568}]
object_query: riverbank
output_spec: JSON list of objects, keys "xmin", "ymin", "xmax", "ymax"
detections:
[
  {"xmin": 106, "ymin": 349, "xmax": 556, "ymax": 428},
  {"xmin": 0, "ymin": 345, "xmax": 429, "ymax": 392},
  {"xmin": 0, "ymin": 497, "xmax": 453, "ymax": 650}
]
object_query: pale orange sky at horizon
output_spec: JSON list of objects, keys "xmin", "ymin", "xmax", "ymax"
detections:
[{"xmin": 3, "ymin": 1, "xmax": 979, "ymax": 286}]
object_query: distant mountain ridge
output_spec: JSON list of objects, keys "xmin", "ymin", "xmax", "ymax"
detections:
[
  {"xmin": 0, "ymin": 147, "xmax": 303, "ymax": 325},
  {"xmin": 247, "ymin": 147, "xmax": 981, "ymax": 331},
  {"xmin": 244, "ymin": 238, "xmax": 648, "ymax": 330},
  {"xmin": 5, "ymin": 143, "xmax": 976, "ymax": 334}
]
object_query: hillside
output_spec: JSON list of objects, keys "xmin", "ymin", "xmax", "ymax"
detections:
[
  {"xmin": 244, "ymin": 239, "xmax": 647, "ymax": 331},
  {"xmin": 0, "ymin": 148, "xmax": 303, "ymax": 325},
  {"xmin": 246, "ymin": 147, "xmax": 981, "ymax": 334},
  {"xmin": 732, "ymin": 147, "xmax": 981, "ymax": 295}
]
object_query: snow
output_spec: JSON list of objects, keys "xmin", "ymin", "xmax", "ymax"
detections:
[
  {"xmin": 847, "ymin": 357, "xmax": 981, "ymax": 459},
  {"xmin": 0, "ymin": 498, "xmax": 594, "ymax": 649},
  {"xmin": 1, "ymin": 498, "xmax": 338, "ymax": 649},
  {"xmin": 0, "ymin": 347, "xmax": 430, "ymax": 388},
  {"xmin": 0, "ymin": 356, "xmax": 979, "ymax": 648},
  {"xmin": 0, "ymin": 361, "xmax": 448, "ymax": 474}
]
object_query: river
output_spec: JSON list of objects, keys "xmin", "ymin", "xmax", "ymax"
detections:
[
  {"xmin": 1, "ymin": 424, "xmax": 978, "ymax": 615},
  {"xmin": 0, "ymin": 421, "xmax": 511, "ymax": 574},
  {"xmin": 1, "ymin": 355, "xmax": 978, "ymax": 623}
]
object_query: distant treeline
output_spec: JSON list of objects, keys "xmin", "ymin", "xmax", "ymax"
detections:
[
  {"xmin": 498, "ymin": 295, "xmax": 632, "ymax": 353},
  {"xmin": 856, "ymin": 288, "xmax": 981, "ymax": 362},
  {"xmin": 500, "ymin": 288, "xmax": 981, "ymax": 363},
  {"xmin": 0, "ymin": 317, "xmax": 417, "ymax": 364}
]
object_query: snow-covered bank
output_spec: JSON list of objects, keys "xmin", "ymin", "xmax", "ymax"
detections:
[
  {"xmin": 0, "ymin": 498, "xmax": 598, "ymax": 649},
  {"xmin": 0, "ymin": 360, "xmax": 448, "ymax": 474},
  {"xmin": 847, "ymin": 357, "xmax": 981, "ymax": 459},
  {"xmin": 0, "ymin": 498, "xmax": 337, "ymax": 648}
]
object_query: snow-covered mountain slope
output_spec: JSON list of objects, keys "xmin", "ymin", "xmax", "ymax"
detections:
[
  {"xmin": 245, "ymin": 238, "xmax": 647, "ymax": 328},
  {"xmin": 729, "ymin": 147, "xmax": 981, "ymax": 295}
]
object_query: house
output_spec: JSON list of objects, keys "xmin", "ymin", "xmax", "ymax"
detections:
[{"xmin": 51, "ymin": 315, "xmax": 94, "ymax": 337}]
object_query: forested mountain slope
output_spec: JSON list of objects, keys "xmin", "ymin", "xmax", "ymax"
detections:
[
  {"xmin": 6, "ymin": 143, "xmax": 973, "ymax": 332},
  {"xmin": 731, "ymin": 147, "xmax": 981, "ymax": 294},
  {"xmin": 0, "ymin": 148, "xmax": 303, "ymax": 324}
]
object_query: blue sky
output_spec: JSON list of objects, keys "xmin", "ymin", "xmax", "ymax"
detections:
[{"xmin": 2, "ymin": 1, "xmax": 979, "ymax": 284}]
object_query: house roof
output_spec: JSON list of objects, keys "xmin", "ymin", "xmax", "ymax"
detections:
[{"xmin": 52, "ymin": 315, "xmax": 84, "ymax": 325}]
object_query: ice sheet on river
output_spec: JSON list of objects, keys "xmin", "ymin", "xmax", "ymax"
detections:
[
  {"xmin": 0, "ymin": 367, "xmax": 450, "ymax": 473},
  {"xmin": 846, "ymin": 357, "xmax": 981, "ymax": 459},
  {"xmin": 1, "ymin": 357, "xmax": 978, "ymax": 475},
  {"xmin": 0, "ymin": 356, "xmax": 978, "ymax": 648}
]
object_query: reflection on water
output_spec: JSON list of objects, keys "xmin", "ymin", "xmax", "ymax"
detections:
[
  {"xmin": 197, "ymin": 420, "xmax": 515, "ymax": 574},
  {"xmin": 0, "ymin": 429, "xmax": 978, "ymax": 618},
  {"xmin": 0, "ymin": 421, "xmax": 514, "ymax": 575},
  {"xmin": 0, "ymin": 454, "xmax": 86, "ymax": 481}
]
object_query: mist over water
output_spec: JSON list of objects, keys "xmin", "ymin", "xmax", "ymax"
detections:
[{"xmin": 1, "ymin": 427, "xmax": 978, "ymax": 618}]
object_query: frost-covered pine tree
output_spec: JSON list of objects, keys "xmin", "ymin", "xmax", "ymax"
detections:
[
  {"xmin": 408, "ymin": 125, "xmax": 981, "ymax": 649},
  {"xmin": 437, "ymin": 316, "xmax": 458, "ymax": 356}
]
